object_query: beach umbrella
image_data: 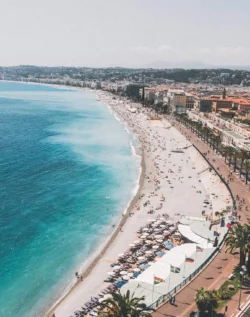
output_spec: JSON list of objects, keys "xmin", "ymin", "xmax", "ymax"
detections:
[
  {"xmin": 123, "ymin": 275, "xmax": 130, "ymax": 280},
  {"xmin": 160, "ymin": 225, "xmax": 166, "ymax": 228},
  {"xmin": 166, "ymin": 220, "xmax": 172, "ymax": 224},
  {"xmin": 107, "ymin": 271, "xmax": 115, "ymax": 276},
  {"xmin": 151, "ymin": 224, "xmax": 157, "ymax": 228},
  {"xmin": 156, "ymin": 239, "xmax": 163, "ymax": 243},
  {"xmin": 142, "ymin": 228, "xmax": 149, "ymax": 232},
  {"xmin": 145, "ymin": 250, "xmax": 152, "ymax": 255},
  {"xmin": 163, "ymin": 230, "xmax": 170, "ymax": 235},
  {"xmin": 99, "ymin": 294, "xmax": 112, "ymax": 302},
  {"xmin": 175, "ymin": 232, "xmax": 181, "ymax": 236},
  {"xmin": 153, "ymin": 245, "xmax": 159, "ymax": 250},
  {"xmin": 113, "ymin": 265, "xmax": 121, "ymax": 270},
  {"xmin": 147, "ymin": 219, "xmax": 155, "ymax": 223},
  {"xmin": 155, "ymin": 234, "xmax": 163, "ymax": 239},
  {"xmin": 134, "ymin": 240, "xmax": 141, "ymax": 244},
  {"xmin": 145, "ymin": 240, "xmax": 152, "ymax": 244},
  {"xmin": 159, "ymin": 217, "xmax": 166, "ymax": 221},
  {"xmin": 129, "ymin": 243, "xmax": 135, "ymax": 247},
  {"xmin": 140, "ymin": 236, "xmax": 147, "ymax": 240},
  {"xmin": 169, "ymin": 226, "xmax": 175, "ymax": 230},
  {"xmin": 127, "ymin": 272, "xmax": 134, "ymax": 277},
  {"xmin": 143, "ymin": 233, "xmax": 149, "ymax": 236},
  {"xmin": 120, "ymin": 271, "xmax": 127, "ymax": 275},
  {"xmin": 133, "ymin": 268, "xmax": 140, "ymax": 272},
  {"xmin": 116, "ymin": 281, "xmax": 126, "ymax": 288},
  {"xmin": 138, "ymin": 256, "xmax": 145, "ymax": 260},
  {"xmin": 118, "ymin": 253, "xmax": 124, "ymax": 258},
  {"xmin": 154, "ymin": 228, "xmax": 160, "ymax": 232}
]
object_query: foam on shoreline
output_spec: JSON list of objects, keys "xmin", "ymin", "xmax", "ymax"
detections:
[{"xmin": 45, "ymin": 92, "xmax": 144, "ymax": 317}]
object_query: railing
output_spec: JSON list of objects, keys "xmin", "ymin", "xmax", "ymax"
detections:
[
  {"xmin": 149, "ymin": 247, "xmax": 219, "ymax": 309},
  {"xmin": 148, "ymin": 119, "xmax": 236, "ymax": 310}
]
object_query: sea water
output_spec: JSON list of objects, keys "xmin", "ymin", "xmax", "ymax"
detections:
[{"xmin": 0, "ymin": 81, "xmax": 140, "ymax": 317}]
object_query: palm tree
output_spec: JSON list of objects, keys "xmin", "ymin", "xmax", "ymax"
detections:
[
  {"xmin": 99, "ymin": 291, "xmax": 151, "ymax": 317},
  {"xmin": 238, "ymin": 150, "xmax": 250, "ymax": 177},
  {"xmin": 243, "ymin": 159, "xmax": 250, "ymax": 185},
  {"xmin": 195, "ymin": 288, "xmax": 219, "ymax": 316},
  {"xmin": 225, "ymin": 223, "xmax": 250, "ymax": 266}
]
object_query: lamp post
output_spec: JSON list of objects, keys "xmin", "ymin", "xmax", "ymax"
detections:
[{"xmin": 238, "ymin": 265, "xmax": 247, "ymax": 310}]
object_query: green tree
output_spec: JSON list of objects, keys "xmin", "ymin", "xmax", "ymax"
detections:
[
  {"xmin": 225, "ymin": 223, "xmax": 250, "ymax": 266},
  {"xmin": 243, "ymin": 159, "xmax": 250, "ymax": 184},
  {"xmin": 195, "ymin": 288, "xmax": 220, "ymax": 316},
  {"xmin": 99, "ymin": 291, "xmax": 151, "ymax": 317}
]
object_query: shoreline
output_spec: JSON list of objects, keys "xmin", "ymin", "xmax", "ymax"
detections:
[
  {"xmin": 50, "ymin": 90, "xmax": 231, "ymax": 317},
  {"xmin": 1, "ymin": 81, "xmax": 231, "ymax": 316},
  {"xmin": 45, "ymin": 92, "xmax": 146, "ymax": 317}
]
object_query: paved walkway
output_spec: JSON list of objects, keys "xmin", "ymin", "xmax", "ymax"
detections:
[{"xmin": 153, "ymin": 118, "xmax": 250, "ymax": 317}]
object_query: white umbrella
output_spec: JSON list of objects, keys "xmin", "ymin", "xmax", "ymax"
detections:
[
  {"xmin": 155, "ymin": 234, "xmax": 164, "ymax": 239},
  {"xmin": 153, "ymin": 245, "xmax": 159, "ymax": 250},
  {"xmin": 118, "ymin": 253, "xmax": 124, "ymax": 257},
  {"xmin": 163, "ymin": 230, "xmax": 170, "ymax": 235},
  {"xmin": 120, "ymin": 271, "xmax": 127, "ymax": 275},
  {"xmin": 134, "ymin": 240, "xmax": 141, "ymax": 244},
  {"xmin": 145, "ymin": 240, "xmax": 152, "ymax": 244},
  {"xmin": 113, "ymin": 265, "xmax": 121, "ymax": 270},
  {"xmin": 142, "ymin": 233, "xmax": 149, "ymax": 237},
  {"xmin": 143, "ymin": 228, "xmax": 149, "ymax": 232},
  {"xmin": 123, "ymin": 275, "xmax": 130, "ymax": 280},
  {"xmin": 138, "ymin": 256, "xmax": 145, "ymax": 260},
  {"xmin": 107, "ymin": 271, "xmax": 115, "ymax": 276},
  {"xmin": 133, "ymin": 268, "xmax": 140, "ymax": 272},
  {"xmin": 169, "ymin": 226, "xmax": 175, "ymax": 230},
  {"xmin": 151, "ymin": 224, "xmax": 157, "ymax": 228},
  {"xmin": 166, "ymin": 220, "xmax": 172, "ymax": 224},
  {"xmin": 147, "ymin": 219, "xmax": 155, "ymax": 222},
  {"xmin": 129, "ymin": 243, "xmax": 135, "ymax": 247},
  {"xmin": 157, "ymin": 239, "xmax": 163, "ymax": 243},
  {"xmin": 99, "ymin": 294, "xmax": 112, "ymax": 302},
  {"xmin": 145, "ymin": 250, "xmax": 152, "ymax": 255},
  {"xmin": 175, "ymin": 232, "xmax": 181, "ymax": 236},
  {"xmin": 127, "ymin": 272, "xmax": 134, "ymax": 277},
  {"xmin": 154, "ymin": 228, "xmax": 160, "ymax": 232},
  {"xmin": 160, "ymin": 225, "xmax": 166, "ymax": 228}
]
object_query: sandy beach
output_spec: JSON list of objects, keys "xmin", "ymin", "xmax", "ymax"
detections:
[{"xmin": 49, "ymin": 91, "xmax": 231, "ymax": 317}]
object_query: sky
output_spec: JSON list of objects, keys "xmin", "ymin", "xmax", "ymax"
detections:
[{"xmin": 1, "ymin": 0, "xmax": 250, "ymax": 68}]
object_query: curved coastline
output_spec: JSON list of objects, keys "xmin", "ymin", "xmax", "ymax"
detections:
[{"xmin": 45, "ymin": 95, "xmax": 145, "ymax": 316}]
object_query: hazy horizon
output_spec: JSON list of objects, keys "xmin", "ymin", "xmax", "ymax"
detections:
[{"xmin": 1, "ymin": 0, "xmax": 250, "ymax": 68}]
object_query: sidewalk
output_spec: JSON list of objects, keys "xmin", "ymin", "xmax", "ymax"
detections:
[{"xmin": 152, "ymin": 119, "xmax": 250, "ymax": 317}]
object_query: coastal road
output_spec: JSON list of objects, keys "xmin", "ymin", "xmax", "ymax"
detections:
[{"xmin": 152, "ymin": 118, "xmax": 250, "ymax": 317}]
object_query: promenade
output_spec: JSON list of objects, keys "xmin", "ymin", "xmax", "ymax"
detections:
[{"xmin": 153, "ymin": 117, "xmax": 250, "ymax": 317}]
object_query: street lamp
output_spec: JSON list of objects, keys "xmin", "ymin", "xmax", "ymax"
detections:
[{"xmin": 238, "ymin": 265, "xmax": 247, "ymax": 310}]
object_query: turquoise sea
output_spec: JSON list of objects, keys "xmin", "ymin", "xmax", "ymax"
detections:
[{"xmin": 0, "ymin": 82, "xmax": 140, "ymax": 317}]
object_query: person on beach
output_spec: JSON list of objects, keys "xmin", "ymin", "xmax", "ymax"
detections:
[{"xmin": 75, "ymin": 272, "xmax": 79, "ymax": 279}]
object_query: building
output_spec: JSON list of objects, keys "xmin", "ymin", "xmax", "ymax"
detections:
[
  {"xmin": 167, "ymin": 89, "xmax": 186, "ymax": 112},
  {"xmin": 199, "ymin": 99, "xmax": 213, "ymax": 112},
  {"xmin": 185, "ymin": 93, "xmax": 194, "ymax": 109}
]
